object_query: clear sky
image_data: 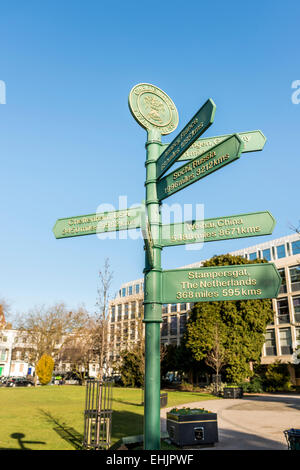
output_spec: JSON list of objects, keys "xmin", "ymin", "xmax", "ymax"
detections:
[{"xmin": 0, "ymin": 0, "xmax": 299, "ymax": 322}]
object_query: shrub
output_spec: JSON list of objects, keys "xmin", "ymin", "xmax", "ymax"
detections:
[
  {"xmin": 264, "ymin": 361, "xmax": 293, "ymax": 392},
  {"xmin": 36, "ymin": 354, "xmax": 55, "ymax": 385},
  {"xmin": 239, "ymin": 376, "xmax": 264, "ymax": 393}
]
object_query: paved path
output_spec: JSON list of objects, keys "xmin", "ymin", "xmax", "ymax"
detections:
[{"xmin": 160, "ymin": 394, "xmax": 300, "ymax": 450}]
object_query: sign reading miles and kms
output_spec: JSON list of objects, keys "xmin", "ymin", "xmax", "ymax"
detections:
[
  {"xmin": 162, "ymin": 263, "xmax": 281, "ymax": 304},
  {"xmin": 160, "ymin": 211, "xmax": 276, "ymax": 246},
  {"xmin": 156, "ymin": 98, "xmax": 216, "ymax": 179},
  {"xmin": 53, "ymin": 206, "xmax": 142, "ymax": 239},
  {"xmin": 157, "ymin": 133, "xmax": 243, "ymax": 201}
]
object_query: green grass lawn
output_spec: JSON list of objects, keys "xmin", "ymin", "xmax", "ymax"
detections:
[{"xmin": 0, "ymin": 385, "xmax": 218, "ymax": 450}]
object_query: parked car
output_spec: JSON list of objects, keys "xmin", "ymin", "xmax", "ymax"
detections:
[{"xmin": 6, "ymin": 377, "xmax": 34, "ymax": 387}]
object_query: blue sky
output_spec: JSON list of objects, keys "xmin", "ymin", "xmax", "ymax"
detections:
[{"xmin": 0, "ymin": 1, "xmax": 299, "ymax": 321}]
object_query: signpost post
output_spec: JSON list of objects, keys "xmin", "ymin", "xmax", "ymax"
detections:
[{"xmin": 53, "ymin": 82, "xmax": 281, "ymax": 451}]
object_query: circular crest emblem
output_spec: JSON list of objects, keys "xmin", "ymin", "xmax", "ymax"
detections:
[{"xmin": 128, "ymin": 83, "xmax": 178, "ymax": 135}]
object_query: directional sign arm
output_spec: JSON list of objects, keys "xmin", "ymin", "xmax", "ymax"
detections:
[
  {"xmin": 53, "ymin": 206, "xmax": 142, "ymax": 239},
  {"xmin": 159, "ymin": 130, "xmax": 266, "ymax": 162},
  {"xmin": 157, "ymin": 133, "xmax": 243, "ymax": 201},
  {"xmin": 156, "ymin": 98, "xmax": 216, "ymax": 179},
  {"xmin": 161, "ymin": 211, "xmax": 276, "ymax": 247},
  {"xmin": 161, "ymin": 263, "xmax": 281, "ymax": 303}
]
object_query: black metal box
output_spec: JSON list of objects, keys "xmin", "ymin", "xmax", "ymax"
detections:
[{"xmin": 166, "ymin": 411, "xmax": 218, "ymax": 447}]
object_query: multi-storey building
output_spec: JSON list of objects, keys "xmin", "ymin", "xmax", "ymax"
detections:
[
  {"xmin": 108, "ymin": 233, "xmax": 300, "ymax": 384},
  {"xmin": 0, "ymin": 329, "xmax": 34, "ymax": 377}
]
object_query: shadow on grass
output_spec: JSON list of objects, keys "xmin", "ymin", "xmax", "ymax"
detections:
[
  {"xmin": 110, "ymin": 410, "xmax": 144, "ymax": 448},
  {"xmin": 113, "ymin": 398, "xmax": 143, "ymax": 406},
  {"xmin": 39, "ymin": 409, "xmax": 83, "ymax": 450},
  {"xmin": 0, "ymin": 433, "xmax": 46, "ymax": 450}
]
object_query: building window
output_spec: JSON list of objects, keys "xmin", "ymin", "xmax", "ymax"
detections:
[
  {"xmin": 289, "ymin": 266, "xmax": 300, "ymax": 292},
  {"xmin": 130, "ymin": 303, "xmax": 136, "ymax": 319},
  {"xmin": 296, "ymin": 328, "xmax": 300, "ymax": 347},
  {"xmin": 293, "ymin": 296, "xmax": 300, "ymax": 323},
  {"xmin": 249, "ymin": 252, "xmax": 257, "ymax": 260},
  {"xmin": 170, "ymin": 304, "xmax": 177, "ymax": 313},
  {"xmin": 135, "ymin": 284, "xmax": 140, "ymax": 294},
  {"xmin": 180, "ymin": 303, "xmax": 187, "ymax": 311},
  {"xmin": 170, "ymin": 316, "xmax": 177, "ymax": 336},
  {"xmin": 180, "ymin": 314, "xmax": 187, "ymax": 334},
  {"xmin": 161, "ymin": 317, "xmax": 168, "ymax": 337},
  {"xmin": 117, "ymin": 304, "xmax": 122, "ymax": 321},
  {"xmin": 162, "ymin": 304, "xmax": 168, "ymax": 314},
  {"xmin": 277, "ymin": 298, "xmax": 290, "ymax": 324},
  {"xmin": 262, "ymin": 248, "xmax": 271, "ymax": 261},
  {"xmin": 0, "ymin": 349, "xmax": 7, "ymax": 361},
  {"xmin": 122, "ymin": 287, "xmax": 126, "ymax": 297},
  {"xmin": 278, "ymin": 268, "xmax": 287, "ymax": 294},
  {"xmin": 128, "ymin": 286, "xmax": 133, "ymax": 296},
  {"xmin": 292, "ymin": 240, "xmax": 300, "ymax": 256},
  {"xmin": 265, "ymin": 330, "xmax": 276, "ymax": 356},
  {"xmin": 279, "ymin": 328, "xmax": 293, "ymax": 355},
  {"xmin": 276, "ymin": 244, "xmax": 286, "ymax": 259},
  {"xmin": 111, "ymin": 306, "xmax": 115, "ymax": 322},
  {"xmin": 124, "ymin": 304, "xmax": 129, "ymax": 320}
]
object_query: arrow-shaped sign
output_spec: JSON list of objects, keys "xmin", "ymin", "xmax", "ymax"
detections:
[
  {"xmin": 53, "ymin": 206, "xmax": 142, "ymax": 239},
  {"xmin": 157, "ymin": 133, "xmax": 243, "ymax": 201},
  {"xmin": 160, "ymin": 130, "xmax": 266, "ymax": 162},
  {"xmin": 156, "ymin": 99, "xmax": 216, "ymax": 179},
  {"xmin": 161, "ymin": 211, "xmax": 276, "ymax": 247},
  {"xmin": 161, "ymin": 263, "xmax": 281, "ymax": 303}
]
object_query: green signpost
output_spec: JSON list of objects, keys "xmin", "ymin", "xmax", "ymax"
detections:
[
  {"xmin": 160, "ymin": 211, "xmax": 276, "ymax": 247},
  {"xmin": 53, "ymin": 82, "xmax": 281, "ymax": 451},
  {"xmin": 53, "ymin": 206, "xmax": 142, "ymax": 239},
  {"xmin": 161, "ymin": 263, "xmax": 281, "ymax": 304},
  {"xmin": 160, "ymin": 129, "xmax": 267, "ymax": 162},
  {"xmin": 157, "ymin": 133, "xmax": 243, "ymax": 201},
  {"xmin": 156, "ymin": 98, "xmax": 216, "ymax": 179}
]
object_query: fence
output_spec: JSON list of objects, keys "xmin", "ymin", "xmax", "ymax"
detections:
[{"xmin": 83, "ymin": 380, "xmax": 113, "ymax": 450}]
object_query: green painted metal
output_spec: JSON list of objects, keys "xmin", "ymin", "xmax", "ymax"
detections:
[
  {"xmin": 161, "ymin": 211, "xmax": 276, "ymax": 247},
  {"xmin": 160, "ymin": 130, "xmax": 266, "ymax": 162},
  {"xmin": 141, "ymin": 206, "xmax": 155, "ymax": 268},
  {"xmin": 157, "ymin": 133, "xmax": 243, "ymax": 201},
  {"xmin": 143, "ymin": 128, "xmax": 163, "ymax": 450},
  {"xmin": 161, "ymin": 263, "xmax": 282, "ymax": 304},
  {"xmin": 128, "ymin": 83, "xmax": 179, "ymax": 136},
  {"xmin": 156, "ymin": 98, "xmax": 216, "ymax": 179},
  {"xmin": 52, "ymin": 206, "xmax": 142, "ymax": 239}
]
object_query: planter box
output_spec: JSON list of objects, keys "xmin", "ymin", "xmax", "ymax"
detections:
[
  {"xmin": 166, "ymin": 411, "xmax": 218, "ymax": 447},
  {"xmin": 223, "ymin": 386, "xmax": 243, "ymax": 399}
]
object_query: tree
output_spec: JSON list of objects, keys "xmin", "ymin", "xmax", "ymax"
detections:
[
  {"xmin": 17, "ymin": 303, "xmax": 89, "ymax": 385},
  {"xmin": 55, "ymin": 313, "xmax": 96, "ymax": 384},
  {"xmin": 0, "ymin": 298, "xmax": 10, "ymax": 328},
  {"xmin": 94, "ymin": 258, "xmax": 114, "ymax": 379},
  {"xmin": 185, "ymin": 254, "xmax": 274, "ymax": 384},
  {"xmin": 36, "ymin": 354, "xmax": 54, "ymax": 385},
  {"xmin": 113, "ymin": 301, "xmax": 145, "ymax": 386},
  {"xmin": 118, "ymin": 349, "xmax": 144, "ymax": 387}
]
